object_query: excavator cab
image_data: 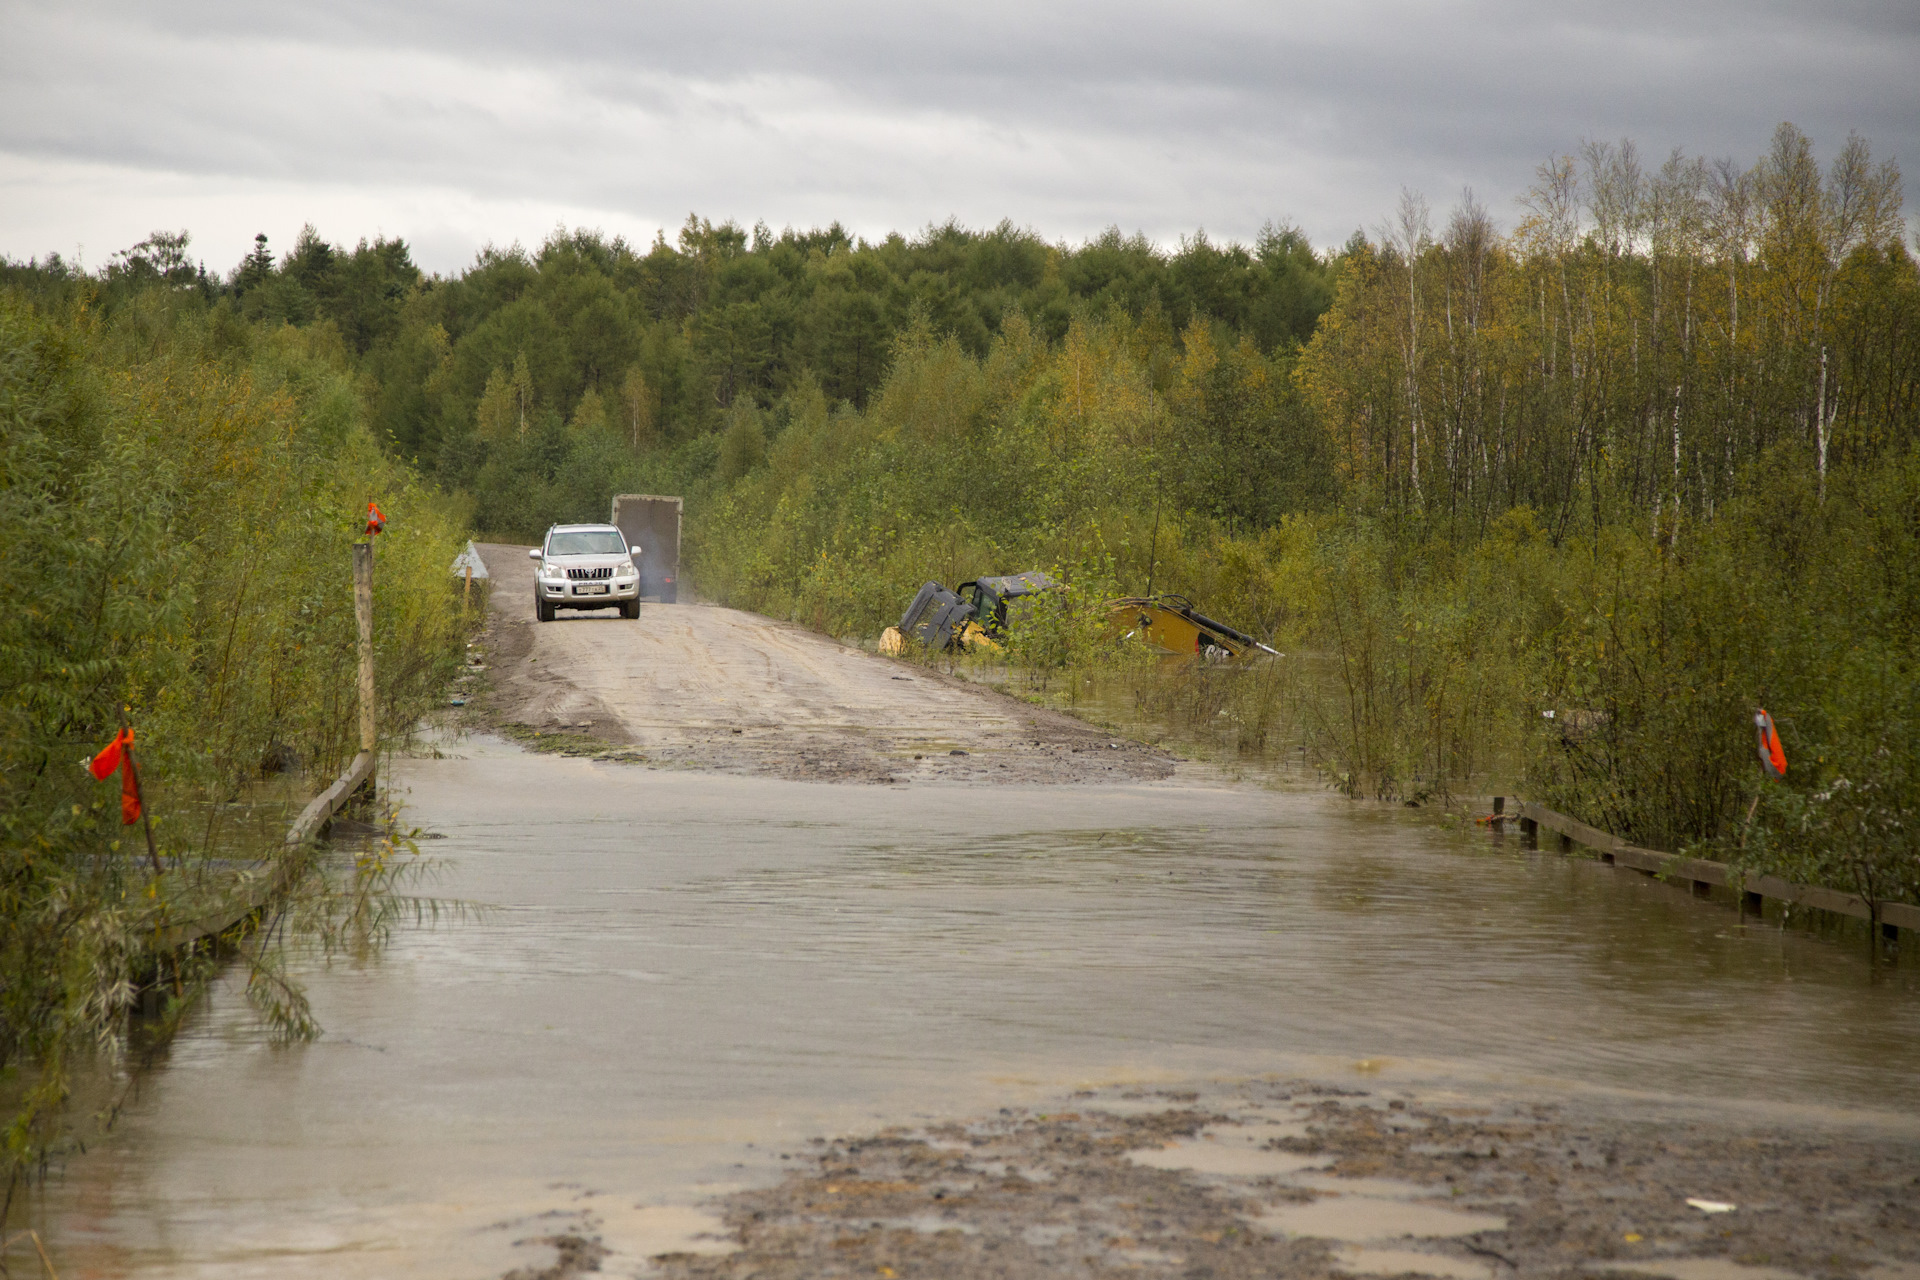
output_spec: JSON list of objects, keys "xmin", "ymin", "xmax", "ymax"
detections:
[
  {"xmin": 882, "ymin": 571, "xmax": 1062, "ymax": 654},
  {"xmin": 957, "ymin": 572, "xmax": 1061, "ymax": 637}
]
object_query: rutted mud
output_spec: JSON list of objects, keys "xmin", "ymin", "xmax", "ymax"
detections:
[
  {"xmin": 468, "ymin": 543, "xmax": 1179, "ymax": 785},
  {"xmin": 579, "ymin": 1083, "xmax": 1920, "ymax": 1280}
]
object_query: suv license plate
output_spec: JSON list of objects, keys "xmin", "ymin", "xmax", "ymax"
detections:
[{"xmin": 577, "ymin": 584, "xmax": 609, "ymax": 595}]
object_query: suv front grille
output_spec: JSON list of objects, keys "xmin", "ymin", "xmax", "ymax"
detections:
[{"xmin": 566, "ymin": 566, "xmax": 614, "ymax": 580}]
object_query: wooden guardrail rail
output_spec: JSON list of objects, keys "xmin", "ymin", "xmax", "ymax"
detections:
[{"xmin": 1502, "ymin": 797, "xmax": 1918, "ymax": 938}]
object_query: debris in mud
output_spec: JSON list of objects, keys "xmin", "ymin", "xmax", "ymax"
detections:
[
  {"xmin": 1687, "ymin": 1198, "xmax": 1739, "ymax": 1214},
  {"xmin": 497, "ymin": 724, "xmax": 617, "ymax": 758},
  {"xmin": 629, "ymin": 1083, "xmax": 1920, "ymax": 1280}
]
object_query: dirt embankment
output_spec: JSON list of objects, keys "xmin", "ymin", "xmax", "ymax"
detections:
[
  {"xmin": 512, "ymin": 1084, "xmax": 1920, "ymax": 1280},
  {"xmin": 468, "ymin": 543, "xmax": 1178, "ymax": 785}
]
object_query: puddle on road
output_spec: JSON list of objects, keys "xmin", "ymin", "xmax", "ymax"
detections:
[
  {"xmin": 1125, "ymin": 1117, "xmax": 1507, "ymax": 1262},
  {"xmin": 21, "ymin": 734, "xmax": 1920, "ymax": 1277},
  {"xmin": 1257, "ymin": 1193, "xmax": 1507, "ymax": 1242},
  {"xmin": 1126, "ymin": 1123, "xmax": 1320, "ymax": 1176},
  {"xmin": 1078, "ymin": 1093, "xmax": 1216, "ymax": 1117},
  {"xmin": 1607, "ymin": 1261, "xmax": 1806, "ymax": 1280},
  {"xmin": 593, "ymin": 1203, "xmax": 738, "ymax": 1264},
  {"xmin": 1336, "ymin": 1244, "xmax": 1495, "ymax": 1280},
  {"xmin": 1290, "ymin": 1173, "xmax": 1458, "ymax": 1200},
  {"xmin": 477, "ymin": 1199, "xmax": 738, "ymax": 1277}
]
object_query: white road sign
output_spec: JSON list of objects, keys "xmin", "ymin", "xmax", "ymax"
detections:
[{"xmin": 450, "ymin": 542, "xmax": 490, "ymax": 579}]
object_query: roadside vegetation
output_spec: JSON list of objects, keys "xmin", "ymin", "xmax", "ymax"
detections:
[
  {"xmin": 0, "ymin": 258, "xmax": 468, "ymax": 1191},
  {"xmin": 693, "ymin": 125, "xmax": 1919, "ymax": 918},
  {"xmin": 2, "ymin": 120, "xmax": 1915, "ymax": 1172}
]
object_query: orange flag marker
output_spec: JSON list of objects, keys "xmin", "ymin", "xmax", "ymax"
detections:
[
  {"xmin": 1754, "ymin": 709, "xmax": 1787, "ymax": 780},
  {"xmin": 89, "ymin": 726, "xmax": 143, "ymax": 824},
  {"xmin": 364, "ymin": 500, "xmax": 386, "ymax": 537}
]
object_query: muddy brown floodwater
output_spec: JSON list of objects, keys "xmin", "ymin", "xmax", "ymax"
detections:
[{"xmin": 13, "ymin": 571, "xmax": 1920, "ymax": 1280}]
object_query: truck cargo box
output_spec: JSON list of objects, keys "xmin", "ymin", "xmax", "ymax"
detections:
[{"xmin": 611, "ymin": 494, "xmax": 683, "ymax": 603}]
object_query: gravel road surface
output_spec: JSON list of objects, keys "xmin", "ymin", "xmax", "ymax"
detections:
[{"xmin": 470, "ymin": 543, "xmax": 1178, "ymax": 784}]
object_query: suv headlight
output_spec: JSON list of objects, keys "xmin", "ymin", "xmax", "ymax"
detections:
[{"xmin": 540, "ymin": 561, "xmax": 566, "ymax": 579}]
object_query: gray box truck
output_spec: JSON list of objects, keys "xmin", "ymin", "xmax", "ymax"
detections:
[{"xmin": 610, "ymin": 494, "xmax": 683, "ymax": 603}]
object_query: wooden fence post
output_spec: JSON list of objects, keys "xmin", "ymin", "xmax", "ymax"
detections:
[
  {"xmin": 119, "ymin": 703, "xmax": 164, "ymax": 876},
  {"xmin": 354, "ymin": 542, "xmax": 375, "ymax": 798}
]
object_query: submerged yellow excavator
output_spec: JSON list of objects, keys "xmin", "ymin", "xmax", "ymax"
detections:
[
  {"xmin": 880, "ymin": 572, "xmax": 1060, "ymax": 655},
  {"xmin": 1110, "ymin": 594, "xmax": 1280, "ymax": 660},
  {"xmin": 880, "ymin": 574, "xmax": 1277, "ymax": 661}
]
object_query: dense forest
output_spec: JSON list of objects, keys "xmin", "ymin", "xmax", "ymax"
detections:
[
  {"xmin": 3, "ymin": 121, "xmax": 1918, "ymax": 1159},
  {"xmin": 9, "ymin": 214, "xmax": 1334, "ymax": 537}
]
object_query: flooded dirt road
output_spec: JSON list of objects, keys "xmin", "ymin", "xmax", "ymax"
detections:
[
  {"xmin": 25, "ymin": 731, "xmax": 1920, "ymax": 1278},
  {"xmin": 473, "ymin": 543, "xmax": 1175, "ymax": 783}
]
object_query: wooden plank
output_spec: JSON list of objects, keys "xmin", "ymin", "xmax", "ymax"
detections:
[
  {"xmin": 1516, "ymin": 801, "xmax": 1620, "ymax": 853},
  {"xmin": 286, "ymin": 751, "xmax": 374, "ymax": 851},
  {"xmin": 1515, "ymin": 798, "xmax": 1915, "ymax": 933},
  {"xmin": 1744, "ymin": 872, "xmax": 1876, "ymax": 923},
  {"xmin": 1617, "ymin": 847, "xmax": 1731, "ymax": 886},
  {"xmin": 1610, "ymin": 846, "xmax": 1666, "ymax": 875}
]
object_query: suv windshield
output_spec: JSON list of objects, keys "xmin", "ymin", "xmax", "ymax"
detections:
[{"xmin": 548, "ymin": 530, "xmax": 626, "ymax": 555}]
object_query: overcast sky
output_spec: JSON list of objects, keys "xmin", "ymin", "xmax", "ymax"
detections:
[{"xmin": 3, "ymin": 0, "xmax": 1915, "ymax": 277}]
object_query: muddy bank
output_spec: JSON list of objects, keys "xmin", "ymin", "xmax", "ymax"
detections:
[
  {"xmin": 466, "ymin": 543, "xmax": 1179, "ymax": 785},
  {"xmin": 516, "ymin": 1082, "xmax": 1919, "ymax": 1280}
]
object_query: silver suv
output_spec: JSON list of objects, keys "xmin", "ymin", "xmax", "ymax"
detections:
[{"xmin": 528, "ymin": 524, "xmax": 643, "ymax": 621}]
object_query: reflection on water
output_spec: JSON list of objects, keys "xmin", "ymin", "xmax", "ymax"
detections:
[{"xmin": 19, "ymin": 734, "xmax": 1919, "ymax": 1278}]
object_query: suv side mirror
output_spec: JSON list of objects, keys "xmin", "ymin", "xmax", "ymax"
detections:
[
  {"xmin": 527, "ymin": 547, "xmax": 542, "ymax": 560},
  {"xmin": 630, "ymin": 548, "xmax": 644, "ymax": 559}
]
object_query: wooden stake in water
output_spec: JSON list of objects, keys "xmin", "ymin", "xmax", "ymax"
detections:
[
  {"xmin": 354, "ymin": 542, "xmax": 376, "ymax": 794},
  {"xmin": 119, "ymin": 704, "xmax": 163, "ymax": 876}
]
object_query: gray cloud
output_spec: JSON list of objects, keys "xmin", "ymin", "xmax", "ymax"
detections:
[{"xmin": 3, "ymin": 0, "xmax": 1914, "ymax": 274}]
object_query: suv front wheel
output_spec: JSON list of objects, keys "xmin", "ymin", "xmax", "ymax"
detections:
[{"xmin": 535, "ymin": 593, "xmax": 556, "ymax": 623}]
